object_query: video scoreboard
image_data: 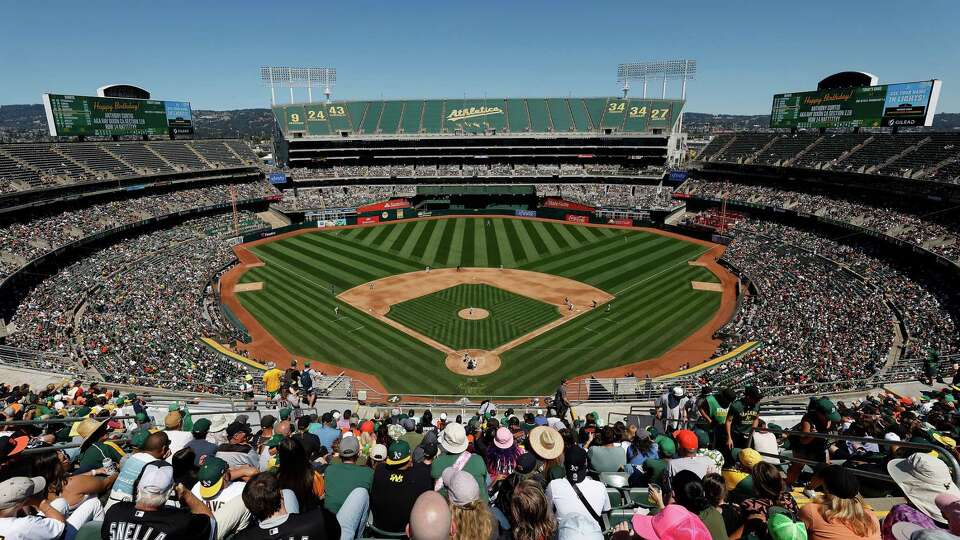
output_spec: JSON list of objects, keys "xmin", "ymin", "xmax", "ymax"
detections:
[
  {"xmin": 43, "ymin": 94, "xmax": 194, "ymax": 138},
  {"xmin": 770, "ymin": 80, "xmax": 941, "ymax": 129}
]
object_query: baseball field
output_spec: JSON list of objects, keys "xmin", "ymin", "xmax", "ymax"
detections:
[{"xmin": 227, "ymin": 217, "xmax": 728, "ymax": 396}]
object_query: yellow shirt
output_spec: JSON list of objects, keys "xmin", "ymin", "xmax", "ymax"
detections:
[{"xmin": 263, "ymin": 368, "xmax": 283, "ymax": 392}]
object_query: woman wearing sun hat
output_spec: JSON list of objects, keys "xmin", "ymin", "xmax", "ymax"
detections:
[
  {"xmin": 882, "ymin": 452, "xmax": 960, "ymax": 539},
  {"xmin": 528, "ymin": 425, "xmax": 565, "ymax": 482},
  {"xmin": 485, "ymin": 427, "xmax": 524, "ymax": 482}
]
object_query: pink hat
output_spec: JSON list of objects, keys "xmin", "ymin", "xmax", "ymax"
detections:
[
  {"xmin": 494, "ymin": 427, "xmax": 514, "ymax": 449},
  {"xmin": 936, "ymin": 494, "xmax": 960, "ymax": 535},
  {"xmin": 632, "ymin": 504, "xmax": 713, "ymax": 540}
]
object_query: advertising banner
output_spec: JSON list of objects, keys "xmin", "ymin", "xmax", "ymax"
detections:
[
  {"xmin": 606, "ymin": 218, "xmax": 633, "ymax": 226},
  {"xmin": 515, "ymin": 209, "xmax": 537, "ymax": 217},
  {"xmin": 565, "ymin": 214, "xmax": 589, "ymax": 224},
  {"xmin": 543, "ymin": 197, "xmax": 595, "ymax": 213},
  {"xmin": 358, "ymin": 216, "xmax": 380, "ymax": 225}
]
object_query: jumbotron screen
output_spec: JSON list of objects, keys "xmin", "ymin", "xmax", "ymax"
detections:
[
  {"xmin": 770, "ymin": 80, "xmax": 941, "ymax": 129},
  {"xmin": 42, "ymin": 94, "xmax": 194, "ymax": 137}
]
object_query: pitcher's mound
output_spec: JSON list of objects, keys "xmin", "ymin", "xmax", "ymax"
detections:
[
  {"xmin": 446, "ymin": 349, "xmax": 501, "ymax": 375},
  {"xmin": 457, "ymin": 308, "xmax": 489, "ymax": 320}
]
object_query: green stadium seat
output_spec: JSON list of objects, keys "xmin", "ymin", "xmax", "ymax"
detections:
[
  {"xmin": 582, "ymin": 98, "xmax": 607, "ymax": 130},
  {"xmin": 302, "ymin": 104, "xmax": 332, "ymax": 135},
  {"xmin": 600, "ymin": 98, "xmax": 628, "ymax": 130},
  {"xmin": 421, "ymin": 100, "xmax": 444, "ymax": 133},
  {"xmin": 505, "ymin": 99, "xmax": 530, "ymax": 132},
  {"xmin": 569, "ymin": 98, "xmax": 594, "ymax": 131},
  {"xmin": 526, "ymin": 99, "xmax": 550, "ymax": 132},
  {"xmin": 361, "ymin": 102, "xmax": 384, "ymax": 134},
  {"xmin": 378, "ymin": 101, "xmax": 404, "ymax": 134},
  {"xmin": 547, "ymin": 98, "xmax": 574, "ymax": 132},
  {"xmin": 400, "ymin": 101, "xmax": 423, "ymax": 134},
  {"xmin": 346, "ymin": 101, "xmax": 369, "ymax": 131},
  {"xmin": 75, "ymin": 521, "xmax": 103, "ymax": 540},
  {"xmin": 326, "ymin": 103, "xmax": 352, "ymax": 132}
]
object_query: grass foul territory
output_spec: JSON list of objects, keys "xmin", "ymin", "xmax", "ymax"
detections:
[{"xmin": 236, "ymin": 217, "xmax": 721, "ymax": 395}]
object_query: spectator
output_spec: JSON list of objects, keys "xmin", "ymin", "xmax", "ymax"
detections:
[
  {"xmin": 406, "ymin": 491, "xmax": 452, "ymax": 540},
  {"xmin": 173, "ymin": 448, "xmax": 200, "ymax": 489},
  {"xmin": 216, "ymin": 421, "xmax": 259, "ymax": 469},
  {"xmin": 726, "ymin": 386, "xmax": 762, "ymax": 451},
  {"xmin": 276, "ymin": 437, "xmax": 324, "ymax": 512},
  {"xmin": 883, "ymin": 453, "xmax": 960, "ymax": 536},
  {"xmin": 799, "ymin": 465, "xmax": 880, "ymax": 540},
  {"xmin": 186, "ymin": 418, "xmax": 219, "ymax": 466},
  {"xmin": 444, "ymin": 468, "xmax": 496, "ymax": 540},
  {"xmin": 613, "ymin": 503, "xmax": 712, "ymax": 540},
  {"xmin": 587, "ymin": 425, "xmax": 626, "ymax": 473},
  {"xmin": 658, "ymin": 387, "xmax": 690, "ymax": 431},
  {"xmin": 672, "ymin": 470, "xmax": 728, "ymax": 540},
  {"xmin": 0, "ymin": 476, "xmax": 66, "ymax": 540},
  {"xmin": 323, "ymin": 436, "xmax": 373, "ymax": 539},
  {"xmin": 312, "ymin": 413, "xmax": 341, "ymax": 452},
  {"xmin": 667, "ymin": 430, "xmax": 719, "ymax": 488},
  {"xmin": 786, "ymin": 398, "xmax": 841, "ymax": 486},
  {"xmin": 75, "ymin": 417, "xmax": 123, "ymax": 472},
  {"xmin": 698, "ymin": 388, "xmax": 737, "ymax": 457},
  {"xmin": 433, "ymin": 423, "xmax": 489, "ymax": 502},
  {"xmin": 233, "ymin": 472, "xmax": 339, "ymax": 540},
  {"xmin": 292, "ymin": 417, "xmax": 323, "ymax": 461},
  {"xmin": 262, "ymin": 362, "xmax": 283, "ymax": 399},
  {"xmin": 486, "ymin": 427, "xmax": 524, "ymax": 482},
  {"xmin": 741, "ymin": 462, "xmax": 800, "ymax": 522},
  {"xmin": 29, "ymin": 449, "xmax": 113, "ymax": 540},
  {"xmin": 370, "ymin": 441, "xmax": 432, "ymax": 535},
  {"xmin": 107, "ymin": 431, "xmax": 170, "ymax": 509},
  {"xmin": 626, "ymin": 428, "xmax": 659, "ymax": 485},
  {"xmin": 101, "ymin": 462, "xmax": 215, "ymax": 540},
  {"xmin": 545, "ymin": 446, "xmax": 609, "ymax": 525},
  {"xmin": 401, "ymin": 418, "xmax": 424, "ymax": 449},
  {"xmin": 508, "ymin": 478, "xmax": 557, "ymax": 540},
  {"xmin": 721, "ymin": 448, "xmax": 761, "ymax": 502},
  {"xmin": 528, "ymin": 426, "xmax": 565, "ymax": 482},
  {"xmin": 191, "ymin": 457, "xmax": 245, "ymax": 513},
  {"xmin": 751, "ymin": 420, "xmax": 782, "ymax": 466}
]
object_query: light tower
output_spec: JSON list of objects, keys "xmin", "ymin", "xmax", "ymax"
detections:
[
  {"xmin": 617, "ymin": 60, "xmax": 696, "ymax": 131},
  {"xmin": 260, "ymin": 66, "xmax": 337, "ymax": 105}
]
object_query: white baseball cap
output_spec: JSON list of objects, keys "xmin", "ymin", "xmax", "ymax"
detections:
[
  {"xmin": 672, "ymin": 387, "xmax": 685, "ymax": 397},
  {"xmin": 138, "ymin": 463, "xmax": 174, "ymax": 495},
  {"xmin": 0, "ymin": 477, "xmax": 46, "ymax": 510}
]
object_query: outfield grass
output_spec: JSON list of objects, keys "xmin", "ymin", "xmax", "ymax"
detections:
[
  {"xmin": 236, "ymin": 218, "xmax": 720, "ymax": 395},
  {"xmin": 386, "ymin": 284, "xmax": 560, "ymax": 350}
]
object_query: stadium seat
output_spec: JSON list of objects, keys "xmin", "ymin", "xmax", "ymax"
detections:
[{"xmin": 74, "ymin": 521, "xmax": 103, "ymax": 540}]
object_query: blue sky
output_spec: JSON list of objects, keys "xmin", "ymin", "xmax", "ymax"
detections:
[{"xmin": 1, "ymin": 0, "xmax": 957, "ymax": 114}]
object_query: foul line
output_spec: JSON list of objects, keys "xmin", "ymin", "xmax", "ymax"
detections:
[{"xmin": 611, "ymin": 246, "xmax": 715, "ymax": 296}]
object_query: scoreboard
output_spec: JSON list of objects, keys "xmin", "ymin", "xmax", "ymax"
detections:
[
  {"xmin": 43, "ymin": 94, "xmax": 194, "ymax": 137},
  {"xmin": 770, "ymin": 80, "xmax": 941, "ymax": 129}
]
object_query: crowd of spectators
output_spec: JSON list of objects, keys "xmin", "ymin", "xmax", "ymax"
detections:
[
  {"xmin": 535, "ymin": 184, "xmax": 682, "ymax": 210},
  {"xmin": 0, "ymin": 180, "xmax": 277, "ymax": 281},
  {"xmin": 5, "ymin": 213, "xmax": 263, "ymax": 393},
  {"xmin": 2, "ymin": 379, "xmax": 960, "ymax": 540},
  {"xmin": 278, "ymin": 185, "xmax": 416, "ymax": 211},
  {"xmin": 680, "ymin": 179, "xmax": 960, "ymax": 264},
  {"xmin": 279, "ymin": 164, "xmax": 665, "ymax": 181}
]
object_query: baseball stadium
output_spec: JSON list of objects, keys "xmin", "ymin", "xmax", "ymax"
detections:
[{"xmin": 2, "ymin": 6, "xmax": 960, "ymax": 538}]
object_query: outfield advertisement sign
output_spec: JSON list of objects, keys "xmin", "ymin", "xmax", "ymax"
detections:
[
  {"xmin": 268, "ymin": 172, "xmax": 288, "ymax": 185},
  {"xmin": 606, "ymin": 218, "xmax": 633, "ymax": 226},
  {"xmin": 317, "ymin": 218, "xmax": 347, "ymax": 228},
  {"xmin": 358, "ymin": 216, "xmax": 380, "ymax": 225},
  {"xmin": 770, "ymin": 80, "xmax": 941, "ymax": 128},
  {"xmin": 356, "ymin": 199, "xmax": 410, "ymax": 213},
  {"xmin": 43, "ymin": 93, "xmax": 195, "ymax": 137},
  {"xmin": 515, "ymin": 209, "xmax": 537, "ymax": 217},
  {"xmin": 543, "ymin": 197, "xmax": 595, "ymax": 213},
  {"xmin": 565, "ymin": 214, "xmax": 589, "ymax": 224}
]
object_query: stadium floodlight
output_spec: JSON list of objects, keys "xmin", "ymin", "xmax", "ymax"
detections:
[
  {"xmin": 260, "ymin": 66, "xmax": 337, "ymax": 105},
  {"xmin": 617, "ymin": 60, "xmax": 696, "ymax": 99}
]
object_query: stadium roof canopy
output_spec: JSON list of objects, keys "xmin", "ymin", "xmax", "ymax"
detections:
[{"xmin": 273, "ymin": 97, "xmax": 684, "ymax": 138}]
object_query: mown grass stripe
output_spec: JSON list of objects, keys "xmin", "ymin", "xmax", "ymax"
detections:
[
  {"xmin": 491, "ymin": 219, "xmax": 515, "ymax": 267},
  {"xmin": 410, "ymin": 219, "xmax": 440, "ymax": 259},
  {"xmin": 431, "ymin": 219, "xmax": 456, "ymax": 266},
  {"xmin": 519, "ymin": 219, "xmax": 550, "ymax": 257},
  {"xmin": 461, "ymin": 218, "xmax": 476, "ymax": 267}
]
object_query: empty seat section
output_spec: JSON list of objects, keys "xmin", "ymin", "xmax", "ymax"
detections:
[
  {"xmin": 2, "ymin": 145, "xmax": 88, "ymax": 180},
  {"xmin": 224, "ymin": 140, "xmax": 258, "ymax": 164},
  {"xmin": 600, "ymin": 99, "xmax": 627, "ymax": 130},
  {"xmin": 189, "ymin": 141, "xmax": 243, "ymax": 167},
  {"xmin": 57, "ymin": 144, "xmax": 137, "ymax": 178},
  {"xmin": 420, "ymin": 101, "xmax": 444, "ymax": 134},
  {"xmin": 0, "ymin": 152, "xmax": 41, "ymax": 189},
  {"xmin": 400, "ymin": 101, "xmax": 423, "ymax": 134},
  {"xmin": 569, "ymin": 99, "xmax": 593, "ymax": 131},
  {"xmin": 360, "ymin": 102, "xmax": 383, "ymax": 134},
  {"xmin": 302, "ymin": 104, "xmax": 332, "ymax": 136},
  {"xmin": 108, "ymin": 143, "xmax": 173, "ymax": 174},
  {"xmin": 713, "ymin": 133, "xmax": 776, "ymax": 162},
  {"xmin": 879, "ymin": 134, "xmax": 960, "ymax": 176},
  {"xmin": 793, "ymin": 134, "xmax": 865, "ymax": 168},
  {"xmin": 838, "ymin": 135, "xmax": 918, "ymax": 171},
  {"xmin": 582, "ymin": 99, "xmax": 607, "ymax": 130},
  {"xmin": 526, "ymin": 99, "xmax": 550, "ymax": 132},
  {"xmin": 546, "ymin": 99, "xmax": 573, "ymax": 132},
  {"xmin": 754, "ymin": 135, "xmax": 819, "ymax": 165},
  {"xmin": 148, "ymin": 142, "xmax": 206, "ymax": 170},
  {"xmin": 345, "ymin": 102, "xmax": 368, "ymax": 132},
  {"xmin": 621, "ymin": 100, "xmax": 655, "ymax": 132},
  {"xmin": 325, "ymin": 103, "xmax": 352, "ymax": 133},
  {"xmin": 377, "ymin": 101, "xmax": 404, "ymax": 134},
  {"xmin": 505, "ymin": 100, "xmax": 530, "ymax": 132},
  {"xmin": 697, "ymin": 134, "xmax": 734, "ymax": 161}
]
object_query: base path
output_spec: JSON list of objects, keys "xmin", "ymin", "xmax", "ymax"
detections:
[{"xmin": 338, "ymin": 267, "xmax": 613, "ymax": 375}]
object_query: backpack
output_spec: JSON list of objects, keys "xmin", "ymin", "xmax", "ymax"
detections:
[{"xmin": 300, "ymin": 370, "xmax": 313, "ymax": 390}]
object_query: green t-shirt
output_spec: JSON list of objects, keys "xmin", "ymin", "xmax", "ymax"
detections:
[
  {"xmin": 727, "ymin": 400, "xmax": 759, "ymax": 436},
  {"xmin": 431, "ymin": 453, "xmax": 489, "ymax": 501},
  {"xmin": 706, "ymin": 395, "xmax": 729, "ymax": 425},
  {"xmin": 401, "ymin": 431, "xmax": 424, "ymax": 450},
  {"xmin": 323, "ymin": 462, "xmax": 374, "ymax": 513},
  {"xmin": 700, "ymin": 507, "xmax": 730, "ymax": 540},
  {"xmin": 78, "ymin": 441, "xmax": 124, "ymax": 470}
]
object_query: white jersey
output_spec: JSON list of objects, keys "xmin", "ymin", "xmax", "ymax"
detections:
[
  {"xmin": 191, "ymin": 480, "xmax": 246, "ymax": 513},
  {"xmin": 0, "ymin": 515, "xmax": 66, "ymax": 540}
]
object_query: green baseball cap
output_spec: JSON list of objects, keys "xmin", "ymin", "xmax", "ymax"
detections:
[
  {"xmin": 655, "ymin": 434, "xmax": 677, "ymax": 458},
  {"xmin": 768, "ymin": 511, "xmax": 807, "ymax": 540},
  {"xmin": 192, "ymin": 418, "xmax": 212, "ymax": 434},
  {"xmin": 266, "ymin": 434, "xmax": 284, "ymax": 448},
  {"xmin": 168, "ymin": 402, "xmax": 181, "ymax": 412},
  {"xmin": 813, "ymin": 397, "xmax": 842, "ymax": 423},
  {"xmin": 135, "ymin": 411, "xmax": 149, "ymax": 424},
  {"xmin": 279, "ymin": 408, "xmax": 292, "ymax": 420},
  {"xmin": 197, "ymin": 457, "xmax": 229, "ymax": 498},
  {"xmin": 130, "ymin": 428, "xmax": 151, "ymax": 449},
  {"xmin": 693, "ymin": 428, "xmax": 710, "ymax": 448},
  {"xmin": 75, "ymin": 406, "xmax": 92, "ymax": 418},
  {"xmin": 386, "ymin": 440, "xmax": 411, "ymax": 466}
]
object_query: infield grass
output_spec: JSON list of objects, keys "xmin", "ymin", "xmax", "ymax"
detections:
[
  {"xmin": 236, "ymin": 217, "xmax": 720, "ymax": 395},
  {"xmin": 386, "ymin": 284, "xmax": 560, "ymax": 350}
]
